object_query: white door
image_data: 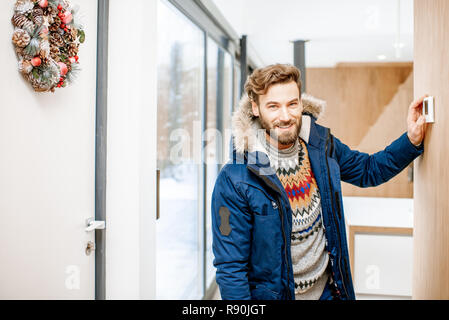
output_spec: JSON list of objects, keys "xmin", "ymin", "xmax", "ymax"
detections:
[{"xmin": 0, "ymin": 0, "xmax": 98, "ymax": 299}]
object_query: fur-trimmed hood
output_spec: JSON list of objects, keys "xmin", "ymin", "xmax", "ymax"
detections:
[{"xmin": 231, "ymin": 93, "xmax": 327, "ymax": 155}]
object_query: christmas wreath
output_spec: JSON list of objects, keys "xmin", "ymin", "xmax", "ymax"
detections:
[{"xmin": 11, "ymin": 0, "xmax": 85, "ymax": 92}]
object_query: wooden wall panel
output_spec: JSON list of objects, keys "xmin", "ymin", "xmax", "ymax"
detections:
[
  {"xmin": 342, "ymin": 73, "xmax": 413, "ymax": 198},
  {"xmin": 307, "ymin": 63, "xmax": 412, "ymax": 147},
  {"xmin": 413, "ymin": 0, "xmax": 449, "ymax": 300},
  {"xmin": 306, "ymin": 63, "xmax": 414, "ymax": 198}
]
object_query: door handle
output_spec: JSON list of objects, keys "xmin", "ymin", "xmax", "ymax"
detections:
[{"xmin": 85, "ymin": 217, "xmax": 106, "ymax": 232}]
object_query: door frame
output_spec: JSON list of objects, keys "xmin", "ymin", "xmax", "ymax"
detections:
[{"xmin": 95, "ymin": 0, "xmax": 109, "ymax": 300}]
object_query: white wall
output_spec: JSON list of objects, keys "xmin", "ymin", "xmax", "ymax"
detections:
[
  {"xmin": 0, "ymin": 0, "xmax": 157, "ymax": 299},
  {"xmin": 106, "ymin": 0, "xmax": 158, "ymax": 299},
  {"xmin": 212, "ymin": 0, "xmax": 414, "ymax": 67},
  {"xmin": 0, "ymin": 0, "xmax": 98, "ymax": 299}
]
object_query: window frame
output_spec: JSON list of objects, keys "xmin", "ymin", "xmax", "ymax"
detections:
[{"xmin": 158, "ymin": 0, "xmax": 254, "ymax": 300}]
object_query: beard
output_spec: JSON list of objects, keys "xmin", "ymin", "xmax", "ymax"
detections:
[{"xmin": 258, "ymin": 111, "xmax": 302, "ymax": 146}]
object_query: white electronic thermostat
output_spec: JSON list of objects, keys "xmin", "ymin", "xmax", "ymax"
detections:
[{"xmin": 423, "ymin": 96, "xmax": 435, "ymax": 123}]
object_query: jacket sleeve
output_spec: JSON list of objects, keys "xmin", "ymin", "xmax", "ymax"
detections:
[
  {"xmin": 334, "ymin": 132, "xmax": 424, "ymax": 188},
  {"xmin": 211, "ymin": 166, "xmax": 253, "ymax": 300}
]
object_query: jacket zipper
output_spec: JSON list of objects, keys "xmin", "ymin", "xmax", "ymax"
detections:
[
  {"xmin": 330, "ymin": 135, "xmax": 341, "ymax": 220},
  {"xmin": 334, "ymin": 190, "xmax": 351, "ymax": 286},
  {"xmin": 325, "ymin": 129, "xmax": 349, "ymax": 298},
  {"xmin": 335, "ymin": 191, "xmax": 342, "ymax": 220},
  {"xmin": 277, "ymin": 198, "xmax": 292, "ymax": 300}
]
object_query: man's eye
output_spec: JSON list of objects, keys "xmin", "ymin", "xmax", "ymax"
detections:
[
  {"xmin": 268, "ymin": 105, "xmax": 277, "ymax": 108},
  {"xmin": 290, "ymin": 103, "xmax": 298, "ymax": 106}
]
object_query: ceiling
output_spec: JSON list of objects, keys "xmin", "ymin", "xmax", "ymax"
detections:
[{"xmin": 211, "ymin": 0, "xmax": 414, "ymax": 67}]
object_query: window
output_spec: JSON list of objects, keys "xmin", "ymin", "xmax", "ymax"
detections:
[
  {"xmin": 233, "ymin": 62, "xmax": 242, "ymax": 112},
  {"xmin": 156, "ymin": 0, "xmax": 204, "ymax": 300},
  {"xmin": 205, "ymin": 38, "xmax": 233, "ymax": 289},
  {"xmin": 156, "ymin": 0, "xmax": 239, "ymax": 300}
]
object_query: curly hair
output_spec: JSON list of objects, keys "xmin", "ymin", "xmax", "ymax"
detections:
[{"xmin": 244, "ymin": 64, "xmax": 302, "ymax": 105}]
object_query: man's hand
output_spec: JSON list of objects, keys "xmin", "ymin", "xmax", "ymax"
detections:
[{"xmin": 407, "ymin": 95, "xmax": 428, "ymax": 146}]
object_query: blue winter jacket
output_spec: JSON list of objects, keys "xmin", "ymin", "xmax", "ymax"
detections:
[{"xmin": 211, "ymin": 94, "xmax": 424, "ymax": 300}]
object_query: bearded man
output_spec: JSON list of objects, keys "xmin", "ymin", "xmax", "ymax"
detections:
[{"xmin": 211, "ymin": 64, "xmax": 427, "ymax": 300}]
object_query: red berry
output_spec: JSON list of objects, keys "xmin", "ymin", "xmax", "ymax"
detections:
[
  {"xmin": 58, "ymin": 4, "xmax": 62, "ymax": 10},
  {"xmin": 64, "ymin": 28, "xmax": 69, "ymax": 32},
  {"xmin": 31, "ymin": 57, "xmax": 42, "ymax": 67},
  {"xmin": 75, "ymin": 55, "xmax": 79, "ymax": 61}
]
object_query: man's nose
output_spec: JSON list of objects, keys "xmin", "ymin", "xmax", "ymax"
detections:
[{"xmin": 279, "ymin": 106, "xmax": 290, "ymax": 122}]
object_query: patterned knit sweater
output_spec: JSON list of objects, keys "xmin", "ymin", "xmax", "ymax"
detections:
[{"xmin": 258, "ymin": 133, "xmax": 329, "ymax": 300}]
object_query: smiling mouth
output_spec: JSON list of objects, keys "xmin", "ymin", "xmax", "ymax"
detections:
[{"xmin": 277, "ymin": 124, "xmax": 293, "ymax": 129}]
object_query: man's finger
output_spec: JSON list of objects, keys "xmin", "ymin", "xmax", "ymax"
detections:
[
  {"xmin": 417, "ymin": 115, "xmax": 426, "ymax": 126},
  {"xmin": 410, "ymin": 94, "xmax": 429, "ymax": 110}
]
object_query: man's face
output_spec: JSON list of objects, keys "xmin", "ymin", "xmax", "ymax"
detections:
[{"xmin": 251, "ymin": 81, "xmax": 303, "ymax": 147}]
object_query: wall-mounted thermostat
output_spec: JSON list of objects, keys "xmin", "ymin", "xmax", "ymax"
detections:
[{"xmin": 423, "ymin": 96, "xmax": 435, "ymax": 123}]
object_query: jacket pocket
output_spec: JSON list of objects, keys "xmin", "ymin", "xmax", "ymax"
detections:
[
  {"xmin": 243, "ymin": 183, "xmax": 279, "ymax": 216},
  {"xmin": 251, "ymin": 214, "xmax": 282, "ymax": 278},
  {"xmin": 250, "ymin": 284, "xmax": 281, "ymax": 300}
]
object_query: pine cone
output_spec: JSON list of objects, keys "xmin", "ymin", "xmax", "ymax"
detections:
[
  {"xmin": 21, "ymin": 19, "xmax": 34, "ymax": 33},
  {"xmin": 66, "ymin": 60, "xmax": 72, "ymax": 72},
  {"xmin": 64, "ymin": 30, "xmax": 75, "ymax": 42},
  {"xmin": 27, "ymin": 73, "xmax": 52, "ymax": 93},
  {"xmin": 33, "ymin": 83, "xmax": 49, "ymax": 92},
  {"xmin": 50, "ymin": 32, "xmax": 64, "ymax": 47},
  {"xmin": 32, "ymin": 8, "xmax": 44, "ymax": 26},
  {"xmin": 43, "ymin": 5, "xmax": 55, "ymax": 16},
  {"xmin": 53, "ymin": 16, "xmax": 62, "ymax": 26},
  {"xmin": 49, "ymin": 23, "xmax": 59, "ymax": 32},
  {"xmin": 27, "ymin": 73, "xmax": 40, "ymax": 88},
  {"xmin": 12, "ymin": 29, "xmax": 31, "ymax": 48},
  {"xmin": 50, "ymin": 45, "xmax": 60, "ymax": 60},
  {"xmin": 17, "ymin": 46, "xmax": 33, "ymax": 60},
  {"xmin": 19, "ymin": 59, "xmax": 33, "ymax": 74},
  {"xmin": 15, "ymin": 0, "xmax": 30, "ymax": 7},
  {"xmin": 71, "ymin": 27, "xmax": 78, "ymax": 39},
  {"xmin": 15, "ymin": 46, "xmax": 24, "ymax": 57},
  {"xmin": 11, "ymin": 13, "xmax": 28, "ymax": 28},
  {"xmin": 14, "ymin": 0, "xmax": 35, "ymax": 15},
  {"xmin": 39, "ymin": 49, "xmax": 49, "ymax": 64},
  {"xmin": 67, "ymin": 43, "xmax": 79, "ymax": 57},
  {"xmin": 49, "ymin": 16, "xmax": 62, "ymax": 32}
]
